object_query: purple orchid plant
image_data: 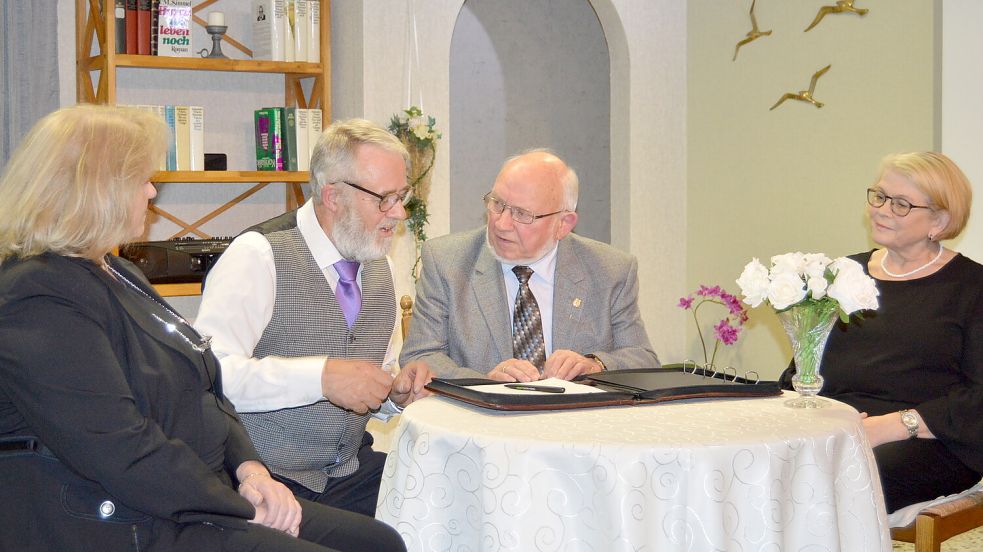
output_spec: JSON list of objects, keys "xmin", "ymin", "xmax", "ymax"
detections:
[{"xmin": 678, "ymin": 285, "xmax": 749, "ymax": 367}]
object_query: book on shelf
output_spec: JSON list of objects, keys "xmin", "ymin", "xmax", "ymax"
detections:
[
  {"xmin": 174, "ymin": 106, "xmax": 191, "ymax": 170},
  {"xmin": 282, "ymin": 108, "xmax": 299, "ymax": 171},
  {"xmin": 308, "ymin": 0, "xmax": 320, "ymax": 63},
  {"xmin": 188, "ymin": 106, "xmax": 205, "ymax": 171},
  {"xmin": 252, "ymin": 0, "xmax": 286, "ymax": 62},
  {"xmin": 163, "ymin": 105, "xmax": 177, "ymax": 171},
  {"xmin": 125, "ymin": 0, "xmax": 138, "ymax": 54},
  {"xmin": 130, "ymin": 104, "xmax": 201, "ymax": 171},
  {"xmin": 157, "ymin": 0, "xmax": 193, "ymax": 57},
  {"xmin": 114, "ymin": 0, "xmax": 126, "ymax": 54},
  {"xmin": 284, "ymin": 1, "xmax": 296, "ymax": 62},
  {"xmin": 294, "ymin": 108, "xmax": 310, "ymax": 171},
  {"xmin": 137, "ymin": 0, "xmax": 152, "ymax": 55},
  {"xmin": 292, "ymin": 0, "xmax": 310, "ymax": 63},
  {"xmin": 309, "ymin": 108, "xmax": 322, "ymax": 162},
  {"xmin": 255, "ymin": 108, "xmax": 286, "ymax": 171},
  {"xmin": 151, "ymin": 105, "xmax": 168, "ymax": 170},
  {"xmin": 150, "ymin": 0, "xmax": 160, "ymax": 56}
]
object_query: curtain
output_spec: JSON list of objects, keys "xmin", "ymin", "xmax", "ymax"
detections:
[{"xmin": 0, "ymin": 0, "xmax": 60, "ymax": 168}]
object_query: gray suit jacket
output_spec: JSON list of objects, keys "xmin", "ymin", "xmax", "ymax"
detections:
[{"xmin": 400, "ymin": 227, "xmax": 659, "ymax": 378}]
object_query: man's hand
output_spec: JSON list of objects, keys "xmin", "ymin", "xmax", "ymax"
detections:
[
  {"xmin": 236, "ymin": 461, "xmax": 301, "ymax": 537},
  {"xmin": 389, "ymin": 361, "xmax": 433, "ymax": 407},
  {"xmin": 543, "ymin": 350, "xmax": 604, "ymax": 380},
  {"xmin": 487, "ymin": 359, "xmax": 541, "ymax": 382},
  {"xmin": 320, "ymin": 359, "xmax": 392, "ymax": 413}
]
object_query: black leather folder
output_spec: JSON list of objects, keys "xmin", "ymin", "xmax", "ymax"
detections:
[{"xmin": 425, "ymin": 367, "xmax": 782, "ymax": 411}]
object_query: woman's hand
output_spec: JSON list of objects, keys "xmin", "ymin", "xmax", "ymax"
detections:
[
  {"xmin": 235, "ymin": 461, "xmax": 302, "ymax": 537},
  {"xmin": 859, "ymin": 410, "xmax": 934, "ymax": 448}
]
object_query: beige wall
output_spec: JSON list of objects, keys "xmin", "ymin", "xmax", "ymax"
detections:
[{"xmin": 686, "ymin": 1, "xmax": 937, "ymax": 377}]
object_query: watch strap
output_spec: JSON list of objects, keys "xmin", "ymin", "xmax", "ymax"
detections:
[{"xmin": 584, "ymin": 353, "xmax": 606, "ymax": 371}]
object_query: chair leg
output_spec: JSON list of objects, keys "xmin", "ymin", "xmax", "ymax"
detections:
[{"xmin": 913, "ymin": 515, "xmax": 941, "ymax": 552}]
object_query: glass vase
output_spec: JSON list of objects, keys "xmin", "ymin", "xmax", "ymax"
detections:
[{"xmin": 778, "ymin": 300, "xmax": 840, "ymax": 408}]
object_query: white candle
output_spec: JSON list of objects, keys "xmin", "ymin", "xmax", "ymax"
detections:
[{"xmin": 207, "ymin": 11, "xmax": 225, "ymax": 27}]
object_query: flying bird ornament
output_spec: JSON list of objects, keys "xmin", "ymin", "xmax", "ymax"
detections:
[
  {"xmin": 770, "ymin": 64, "xmax": 832, "ymax": 110},
  {"xmin": 733, "ymin": 0, "xmax": 772, "ymax": 61},
  {"xmin": 804, "ymin": 1, "xmax": 869, "ymax": 32}
]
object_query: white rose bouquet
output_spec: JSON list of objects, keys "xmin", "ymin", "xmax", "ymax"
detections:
[
  {"xmin": 736, "ymin": 252, "xmax": 879, "ymax": 319},
  {"xmin": 736, "ymin": 252, "xmax": 880, "ymax": 407}
]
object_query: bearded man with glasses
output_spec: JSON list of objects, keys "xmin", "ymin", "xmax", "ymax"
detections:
[
  {"xmin": 195, "ymin": 119, "xmax": 432, "ymax": 518},
  {"xmin": 401, "ymin": 149, "xmax": 659, "ymax": 382}
]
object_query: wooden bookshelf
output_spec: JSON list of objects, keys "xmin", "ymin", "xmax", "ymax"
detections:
[{"xmin": 76, "ymin": 0, "xmax": 331, "ymax": 297}]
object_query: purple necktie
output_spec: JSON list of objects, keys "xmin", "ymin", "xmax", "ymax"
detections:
[{"xmin": 334, "ymin": 260, "xmax": 361, "ymax": 329}]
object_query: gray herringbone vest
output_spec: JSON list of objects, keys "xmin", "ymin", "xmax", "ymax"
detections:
[{"xmin": 239, "ymin": 216, "xmax": 395, "ymax": 492}]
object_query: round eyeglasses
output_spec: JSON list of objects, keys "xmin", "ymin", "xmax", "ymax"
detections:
[
  {"xmin": 339, "ymin": 181, "xmax": 412, "ymax": 212},
  {"xmin": 482, "ymin": 192, "xmax": 565, "ymax": 224},
  {"xmin": 866, "ymin": 188, "xmax": 932, "ymax": 217}
]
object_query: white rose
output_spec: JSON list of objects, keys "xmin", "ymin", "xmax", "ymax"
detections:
[
  {"xmin": 411, "ymin": 123, "xmax": 430, "ymax": 141},
  {"xmin": 770, "ymin": 252, "xmax": 806, "ymax": 279},
  {"xmin": 736, "ymin": 258, "xmax": 770, "ymax": 307},
  {"xmin": 767, "ymin": 271, "xmax": 807, "ymax": 310},
  {"xmin": 827, "ymin": 257, "xmax": 880, "ymax": 314},
  {"xmin": 807, "ymin": 276, "xmax": 828, "ymax": 299},
  {"xmin": 802, "ymin": 253, "xmax": 832, "ymax": 279},
  {"xmin": 829, "ymin": 256, "xmax": 863, "ymax": 277}
]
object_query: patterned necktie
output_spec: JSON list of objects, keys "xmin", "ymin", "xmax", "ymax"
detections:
[
  {"xmin": 512, "ymin": 266, "xmax": 546, "ymax": 370},
  {"xmin": 334, "ymin": 260, "xmax": 361, "ymax": 329}
]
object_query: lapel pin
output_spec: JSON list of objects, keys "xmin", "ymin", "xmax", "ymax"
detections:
[{"xmin": 573, "ymin": 298, "xmax": 582, "ymax": 308}]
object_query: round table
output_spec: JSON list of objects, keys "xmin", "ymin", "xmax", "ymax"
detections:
[{"xmin": 376, "ymin": 391, "xmax": 890, "ymax": 551}]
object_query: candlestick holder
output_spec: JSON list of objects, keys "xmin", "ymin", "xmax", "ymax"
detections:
[{"xmin": 200, "ymin": 25, "xmax": 228, "ymax": 59}]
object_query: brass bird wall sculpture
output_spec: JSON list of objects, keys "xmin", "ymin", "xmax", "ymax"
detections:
[
  {"xmin": 804, "ymin": 1, "xmax": 869, "ymax": 32},
  {"xmin": 733, "ymin": 0, "xmax": 772, "ymax": 61},
  {"xmin": 770, "ymin": 64, "xmax": 832, "ymax": 110}
]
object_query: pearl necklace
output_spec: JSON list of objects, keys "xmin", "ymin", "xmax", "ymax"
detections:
[
  {"xmin": 105, "ymin": 262, "xmax": 212, "ymax": 353},
  {"xmin": 879, "ymin": 243, "xmax": 944, "ymax": 279}
]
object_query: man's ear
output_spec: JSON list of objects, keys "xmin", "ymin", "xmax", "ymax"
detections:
[
  {"xmin": 555, "ymin": 211, "xmax": 578, "ymax": 240},
  {"xmin": 321, "ymin": 183, "xmax": 341, "ymax": 214}
]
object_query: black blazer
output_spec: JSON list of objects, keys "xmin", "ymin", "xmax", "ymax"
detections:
[{"xmin": 0, "ymin": 253, "xmax": 261, "ymax": 550}]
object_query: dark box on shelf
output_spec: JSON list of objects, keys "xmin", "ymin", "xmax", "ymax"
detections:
[{"xmin": 204, "ymin": 153, "xmax": 227, "ymax": 171}]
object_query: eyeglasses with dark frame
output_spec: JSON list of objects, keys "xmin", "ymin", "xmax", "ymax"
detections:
[
  {"xmin": 482, "ymin": 192, "xmax": 566, "ymax": 224},
  {"xmin": 339, "ymin": 180, "xmax": 413, "ymax": 212},
  {"xmin": 866, "ymin": 188, "xmax": 933, "ymax": 217}
]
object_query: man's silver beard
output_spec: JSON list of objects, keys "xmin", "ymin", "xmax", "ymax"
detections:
[{"xmin": 332, "ymin": 205, "xmax": 396, "ymax": 262}]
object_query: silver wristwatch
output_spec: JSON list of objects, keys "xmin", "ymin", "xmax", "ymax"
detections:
[{"xmin": 899, "ymin": 409, "xmax": 919, "ymax": 439}]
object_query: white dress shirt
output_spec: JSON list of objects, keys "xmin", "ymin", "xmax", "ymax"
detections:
[
  {"xmin": 195, "ymin": 199, "xmax": 401, "ymax": 414},
  {"xmin": 499, "ymin": 244, "xmax": 559, "ymax": 355}
]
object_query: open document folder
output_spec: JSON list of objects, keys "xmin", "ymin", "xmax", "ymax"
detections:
[{"xmin": 425, "ymin": 367, "xmax": 782, "ymax": 411}]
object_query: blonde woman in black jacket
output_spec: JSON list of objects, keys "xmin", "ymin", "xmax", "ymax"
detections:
[{"xmin": 0, "ymin": 105, "xmax": 405, "ymax": 552}]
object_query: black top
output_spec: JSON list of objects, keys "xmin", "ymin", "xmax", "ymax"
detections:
[
  {"xmin": 820, "ymin": 250, "xmax": 983, "ymax": 472},
  {"xmin": 0, "ymin": 253, "xmax": 260, "ymax": 548}
]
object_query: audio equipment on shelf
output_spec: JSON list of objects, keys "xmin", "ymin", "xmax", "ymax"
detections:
[{"xmin": 120, "ymin": 237, "xmax": 232, "ymax": 284}]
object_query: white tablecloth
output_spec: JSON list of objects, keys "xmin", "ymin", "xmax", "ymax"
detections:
[{"xmin": 376, "ymin": 391, "xmax": 891, "ymax": 551}]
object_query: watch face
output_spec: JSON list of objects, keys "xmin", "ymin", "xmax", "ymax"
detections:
[{"xmin": 901, "ymin": 410, "xmax": 919, "ymax": 437}]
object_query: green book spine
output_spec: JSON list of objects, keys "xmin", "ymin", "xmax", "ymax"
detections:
[
  {"xmin": 283, "ymin": 107, "xmax": 299, "ymax": 171},
  {"xmin": 254, "ymin": 108, "xmax": 277, "ymax": 171}
]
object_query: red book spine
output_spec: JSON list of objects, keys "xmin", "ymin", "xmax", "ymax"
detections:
[
  {"xmin": 137, "ymin": 0, "xmax": 152, "ymax": 55},
  {"xmin": 125, "ymin": 0, "xmax": 138, "ymax": 54}
]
